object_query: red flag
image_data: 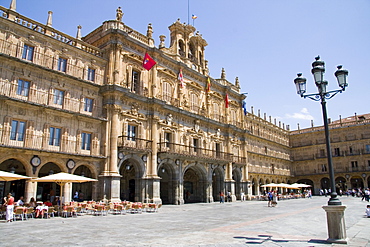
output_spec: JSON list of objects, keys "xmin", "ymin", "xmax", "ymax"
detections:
[
  {"xmin": 225, "ymin": 93, "xmax": 229, "ymax": 108},
  {"xmin": 178, "ymin": 69, "xmax": 184, "ymax": 88},
  {"xmin": 206, "ymin": 77, "xmax": 211, "ymax": 93},
  {"xmin": 142, "ymin": 53, "xmax": 156, "ymax": 70}
]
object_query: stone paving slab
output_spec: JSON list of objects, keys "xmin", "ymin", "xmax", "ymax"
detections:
[{"xmin": 0, "ymin": 196, "xmax": 369, "ymax": 246}]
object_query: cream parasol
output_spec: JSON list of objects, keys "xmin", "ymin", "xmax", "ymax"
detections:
[
  {"xmin": 32, "ymin": 172, "xmax": 98, "ymax": 204},
  {"xmin": 0, "ymin": 170, "xmax": 31, "ymax": 181}
]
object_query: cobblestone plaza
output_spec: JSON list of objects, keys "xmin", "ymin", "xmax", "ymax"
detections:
[{"xmin": 1, "ymin": 196, "xmax": 369, "ymax": 246}]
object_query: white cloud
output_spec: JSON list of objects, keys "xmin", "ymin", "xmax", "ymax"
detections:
[{"xmin": 285, "ymin": 108, "xmax": 314, "ymax": 120}]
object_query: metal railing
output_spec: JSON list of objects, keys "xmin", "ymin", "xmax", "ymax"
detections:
[
  {"xmin": 118, "ymin": 136, "xmax": 152, "ymax": 151},
  {"xmin": 158, "ymin": 142, "xmax": 233, "ymax": 161},
  {"xmin": 0, "ymin": 78, "xmax": 104, "ymax": 118},
  {"xmin": 0, "ymin": 39, "xmax": 105, "ymax": 85}
]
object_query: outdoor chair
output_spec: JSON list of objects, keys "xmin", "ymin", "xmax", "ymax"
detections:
[
  {"xmin": 44, "ymin": 206, "xmax": 56, "ymax": 218},
  {"xmin": 13, "ymin": 207, "xmax": 25, "ymax": 221},
  {"xmin": 25, "ymin": 207, "xmax": 34, "ymax": 220},
  {"xmin": 62, "ymin": 206, "xmax": 77, "ymax": 218}
]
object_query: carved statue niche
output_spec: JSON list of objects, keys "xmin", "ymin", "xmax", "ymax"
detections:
[{"xmin": 166, "ymin": 114, "xmax": 173, "ymax": 125}]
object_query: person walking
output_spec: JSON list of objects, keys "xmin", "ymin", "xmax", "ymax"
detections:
[
  {"xmin": 219, "ymin": 191, "xmax": 224, "ymax": 203},
  {"xmin": 4, "ymin": 193, "xmax": 14, "ymax": 222},
  {"xmin": 267, "ymin": 191, "xmax": 273, "ymax": 207}
]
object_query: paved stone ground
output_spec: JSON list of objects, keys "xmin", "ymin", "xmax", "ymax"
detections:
[{"xmin": 0, "ymin": 196, "xmax": 369, "ymax": 247}]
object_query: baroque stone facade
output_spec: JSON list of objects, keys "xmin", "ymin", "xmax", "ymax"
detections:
[{"xmin": 0, "ymin": 2, "xmax": 368, "ymax": 204}]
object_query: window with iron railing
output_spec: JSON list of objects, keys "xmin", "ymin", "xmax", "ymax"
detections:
[
  {"xmin": 58, "ymin": 57, "xmax": 67, "ymax": 72},
  {"xmin": 22, "ymin": 44, "xmax": 34, "ymax": 61},
  {"xmin": 10, "ymin": 120, "xmax": 26, "ymax": 141},
  {"xmin": 84, "ymin": 97, "xmax": 94, "ymax": 112},
  {"xmin": 81, "ymin": 132, "xmax": 91, "ymax": 150},
  {"xmin": 127, "ymin": 125, "xmax": 137, "ymax": 141},
  {"xmin": 165, "ymin": 132, "xmax": 171, "ymax": 148},
  {"xmin": 162, "ymin": 81, "xmax": 172, "ymax": 103},
  {"xmin": 87, "ymin": 67, "xmax": 95, "ymax": 82},
  {"xmin": 190, "ymin": 93, "xmax": 199, "ymax": 113},
  {"xmin": 49, "ymin": 127, "xmax": 61, "ymax": 146},
  {"xmin": 17, "ymin": 79, "xmax": 30, "ymax": 97},
  {"xmin": 53, "ymin": 89, "xmax": 64, "ymax": 105}
]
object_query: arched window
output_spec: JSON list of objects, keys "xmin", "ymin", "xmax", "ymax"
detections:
[{"xmin": 179, "ymin": 40, "xmax": 185, "ymax": 56}]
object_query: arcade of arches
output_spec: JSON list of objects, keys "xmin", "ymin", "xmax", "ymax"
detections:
[{"xmin": 1, "ymin": 156, "xmax": 370, "ymax": 204}]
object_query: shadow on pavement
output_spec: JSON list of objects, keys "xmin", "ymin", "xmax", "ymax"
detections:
[{"xmin": 234, "ymin": 235, "xmax": 330, "ymax": 245}]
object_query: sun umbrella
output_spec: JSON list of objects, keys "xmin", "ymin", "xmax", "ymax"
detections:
[
  {"xmin": 32, "ymin": 172, "xmax": 98, "ymax": 204},
  {"xmin": 260, "ymin": 183, "xmax": 280, "ymax": 188},
  {"xmin": 0, "ymin": 170, "xmax": 31, "ymax": 181}
]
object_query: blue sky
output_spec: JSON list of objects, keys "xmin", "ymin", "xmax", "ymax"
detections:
[{"xmin": 7, "ymin": 0, "xmax": 370, "ymax": 130}]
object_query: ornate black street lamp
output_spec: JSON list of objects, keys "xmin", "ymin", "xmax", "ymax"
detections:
[{"xmin": 294, "ymin": 56, "xmax": 348, "ymax": 206}]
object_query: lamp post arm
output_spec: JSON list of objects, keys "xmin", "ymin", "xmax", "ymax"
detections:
[{"xmin": 302, "ymin": 89, "xmax": 343, "ymax": 101}]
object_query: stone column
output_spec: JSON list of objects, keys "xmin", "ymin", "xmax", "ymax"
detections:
[
  {"xmin": 24, "ymin": 180, "xmax": 37, "ymax": 202},
  {"xmin": 224, "ymin": 162, "xmax": 236, "ymax": 202},
  {"xmin": 322, "ymin": 205, "xmax": 347, "ymax": 244}
]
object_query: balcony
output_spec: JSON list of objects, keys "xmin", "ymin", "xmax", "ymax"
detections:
[
  {"xmin": 118, "ymin": 136, "xmax": 152, "ymax": 152},
  {"xmin": 0, "ymin": 39, "xmax": 104, "ymax": 85},
  {"xmin": 158, "ymin": 142, "xmax": 233, "ymax": 162}
]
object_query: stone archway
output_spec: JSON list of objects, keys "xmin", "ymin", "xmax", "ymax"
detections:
[
  {"xmin": 158, "ymin": 162, "xmax": 176, "ymax": 204},
  {"xmin": 72, "ymin": 165, "xmax": 94, "ymax": 201},
  {"xmin": 119, "ymin": 158, "xmax": 143, "ymax": 202},
  {"xmin": 350, "ymin": 176, "xmax": 363, "ymax": 190},
  {"xmin": 212, "ymin": 167, "xmax": 224, "ymax": 201},
  {"xmin": 183, "ymin": 166, "xmax": 206, "ymax": 203},
  {"xmin": 335, "ymin": 177, "xmax": 346, "ymax": 194},
  {"xmin": 251, "ymin": 178, "xmax": 258, "ymax": 195},
  {"xmin": 37, "ymin": 162, "xmax": 62, "ymax": 202},
  {"xmin": 0, "ymin": 159, "xmax": 27, "ymax": 201}
]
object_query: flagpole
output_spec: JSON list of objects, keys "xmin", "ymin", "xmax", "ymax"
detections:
[{"xmin": 187, "ymin": 0, "xmax": 190, "ymax": 25}]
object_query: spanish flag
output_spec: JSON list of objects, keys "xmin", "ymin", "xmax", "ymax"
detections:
[
  {"xmin": 206, "ymin": 77, "xmax": 211, "ymax": 93},
  {"xmin": 142, "ymin": 53, "xmax": 156, "ymax": 70}
]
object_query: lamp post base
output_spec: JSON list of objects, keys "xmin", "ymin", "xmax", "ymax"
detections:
[{"xmin": 322, "ymin": 205, "xmax": 347, "ymax": 244}]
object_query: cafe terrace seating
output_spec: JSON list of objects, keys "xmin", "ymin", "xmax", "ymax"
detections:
[
  {"xmin": 13, "ymin": 207, "xmax": 26, "ymax": 221},
  {"xmin": 44, "ymin": 207, "xmax": 56, "ymax": 218},
  {"xmin": 25, "ymin": 207, "xmax": 35, "ymax": 219},
  {"xmin": 62, "ymin": 206, "xmax": 77, "ymax": 218}
]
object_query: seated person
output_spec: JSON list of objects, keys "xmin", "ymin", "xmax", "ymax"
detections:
[
  {"xmin": 16, "ymin": 196, "xmax": 24, "ymax": 206},
  {"xmin": 52, "ymin": 197, "xmax": 60, "ymax": 206},
  {"xmin": 29, "ymin": 197, "xmax": 36, "ymax": 208},
  {"xmin": 44, "ymin": 200, "xmax": 52, "ymax": 207}
]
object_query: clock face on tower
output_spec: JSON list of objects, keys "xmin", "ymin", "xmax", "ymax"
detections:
[
  {"xmin": 67, "ymin": 159, "xmax": 76, "ymax": 169},
  {"xmin": 30, "ymin": 156, "xmax": 41, "ymax": 167}
]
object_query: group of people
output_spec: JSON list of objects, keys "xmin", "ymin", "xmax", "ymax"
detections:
[
  {"xmin": 219, "ymin": 191, "xmax": 232, "ymax": 203},
  {"xmin": 1, "ymin": 193, "xmax": 63, "ymax": 222}
]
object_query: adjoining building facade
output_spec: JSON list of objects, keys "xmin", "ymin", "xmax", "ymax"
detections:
[{"xmin": 0, "ymin": 2, "xmax": 368, "ymax": 204}]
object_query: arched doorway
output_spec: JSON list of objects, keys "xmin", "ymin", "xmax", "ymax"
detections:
[
  {"xmin": 37, "ymin": 162, "xmax": 61, "ymax": 202},
  {"xmin": 350, "ymin": 177, "xmax": 363, "ymax": 190},
  {"xmin": 251, "ymin": 178, "xmax": 257, "ymax": 195},
  {"xmin": 320, "ymin": 177, "xmax": 330, "ymax": 192},
  {"xmin": 335, "ymin": 177, "xmax": 346, "ymax": 194},
  {"xmin": 212, "ymin": 167, "xmax": 224, "ymax": 201},
  {"xmin": 0, "ymin": 159, "xmax": 27, "ymax": 201},
  {"xmin": 183, "ymin": 166, "xmax": 206, "ymax": 203},
  {"xmin": 232, "ymin": 168, "xmax": 241, "ymax": 199},
  {"xmin": 158, "ymin": 162, "xmax": 176, "ymax": 204},
  {"xmin": 119, "ymin": 158, "xmax": 142, "ymax": 202},
  {"xmin": 72, "ymin": 165, "xmax": 94, "ymax": 201}
]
